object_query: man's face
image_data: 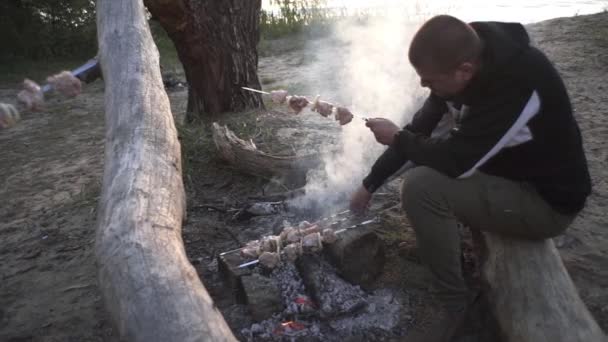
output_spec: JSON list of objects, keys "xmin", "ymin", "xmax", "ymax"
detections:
[{"xmin": 415, "ymin": 63, "xmax": 475, "ymax": 99}]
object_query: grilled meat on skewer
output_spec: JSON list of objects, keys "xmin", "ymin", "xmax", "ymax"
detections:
[
  {"xmin": 270, "ymin": 89, "xmax": 289, "ymax": 104},
  {"xmin": 17, "ymin": 79, "xmax": 45, "ymax": 112},
  {"xmin": 335, "ymin": 106, "xmax": 354, "ymax": 125},
  {"xmin": 311, "ymin": 96, "xmax": 334, "ymax": 117},
  {"xmin": 286, "ymin": 95, "xmax": 310, "ymax": 114}
]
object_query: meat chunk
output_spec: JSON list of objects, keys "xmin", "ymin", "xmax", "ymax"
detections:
[
  {"xmin": 283, "ymin": 243, "xmax": 303, "ymax": 262},
  {"xmin": 0, "ymin": 103, "xmax": 20, "ymax": 129},
  {"xmin": 259, "ymin": 252, "xmax": 280, "ymax": 269},
  {"xmin": 321, "ymin": 228, "xmax": 337, "ymax": 244},
  {"xmin": 17, "ymin": 79, "xmax": 45, "ymax": 112},
  {"xmin": 335, "ymin": 106, "xmax": 354, "ymax": 125},
  {"xmin": 311, "ymin": 96, "xmax": 334, "ymax": 117},
  {"xmin": 47, "ymin": 71, "xmax": 82, "ymax": 98},
  {"xmin": 301, "ymin": 232, "xmax": 323, "ymax": 253},
  {"xmin": 241, "ymin": 240, "xmax": 262, "ymax": 258},
  {"xmin": 286, "ymin": 95, "xmax": 309, "ymax": 114},
  {"xmin": 270, "ymin": 89, "xmax": 289, "ymax": 104},
  {"xmin": 261, "ymin": 235, "xmax": 281, "ymax": 253}
]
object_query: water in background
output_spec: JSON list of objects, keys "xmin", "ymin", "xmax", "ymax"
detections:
[
  {"xmin": 262, "ymin": 0, "xmax": 606, "ymax": 23},
  {"xmin": 260, "ymin": 0, "xmax": 606, "ymax": 213}
]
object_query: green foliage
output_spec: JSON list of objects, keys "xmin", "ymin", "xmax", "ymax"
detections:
[
  {"xmin": 0, "ymin": 0, "xmax": 343, "ymax": 63},
  {"xmin": 260, "ymin": 0, "xmax": 342, "ymax": 39},
  {"xmin": 0, "ymin": 0, "xmax": 97, "ymax": 62},
  {"xmin": 149, "ymin": 20, "xmax": 183, "ymax": 73}
]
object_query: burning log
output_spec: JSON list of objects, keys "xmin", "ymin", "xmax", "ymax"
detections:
[
  {"xmin": 219, "ymin": 249, "xmax": 254, "ymax": 301},
  {"xmin": 325, "ymin": 225, "xmax": 385, "ymax": 286},
  {"xmin": 211, "ymin": 123, "xmax": 320, "ymax": 184},
  {"xmin": 241, "ymin": 273, "xmax": 284, "ymax": 322},
  {"xmin": 480, "ymin": 233, "xmax": 605, "ymax": 342},
  {"xmin": 296, "ymin": 254, "xmax": 367, "ymax": 319}
]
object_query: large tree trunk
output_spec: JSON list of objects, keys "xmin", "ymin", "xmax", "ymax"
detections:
[
  {"xmin": 95, "ymin": 1, "xmax": 236, "ymax": 341},
  {"xmin": 146, "ymin": 0, "xmax": 264, "ymax": 119},
  {"xmin": 480, "ymin": 233, "xmax": 606, "ymax": 342}
]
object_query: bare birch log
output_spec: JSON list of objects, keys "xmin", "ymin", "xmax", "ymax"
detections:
[
  {"xmin": 481, "ymin": 233, "xmax": 606, "ymax": 342},
  {"xmin": 212, "ymin": 122, "xmax": 320, "ymax": 183},
  {"xmin": 95, "ymin": 1, "xmax": 236, "ymax": 341}
]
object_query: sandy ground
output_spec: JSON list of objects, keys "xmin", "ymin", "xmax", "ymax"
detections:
[{"xmin": 0, "ymin": 12, "xmax": 606, "ymax": 341}]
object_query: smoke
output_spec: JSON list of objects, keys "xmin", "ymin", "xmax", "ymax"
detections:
[{"xmin": 290, "ymin": 7, "xmax": 432, "ymax": 214}]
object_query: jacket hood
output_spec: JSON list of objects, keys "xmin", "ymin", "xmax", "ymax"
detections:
[{"xmin": 458, "ymin": 22, "xmax": 531, "ymax": 102}]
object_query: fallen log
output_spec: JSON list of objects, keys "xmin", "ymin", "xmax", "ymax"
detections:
[
  {"xmin": 95, "ymin": 0, "xmax": 236, "ymax": 341},
  {"xmin": 480, "ymin": 233, "xmax": 606, "ymax": 342},
  {"xmin": 212, "ymin": 122, "xmax": 320, "ymax": 184}
]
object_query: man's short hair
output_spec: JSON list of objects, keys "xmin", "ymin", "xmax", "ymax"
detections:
[{"xmin": 409, "ymin": 15, "xmax": 482, "ymax": 73}]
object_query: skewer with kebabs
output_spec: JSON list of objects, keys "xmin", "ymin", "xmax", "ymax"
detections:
[
  {"xmin": 233, "ymin": 216, "xmax": 377, "ymax": 269},
  {"xmin": 242, "ymin": 87, "xmax": 365, "ymax": 125}
]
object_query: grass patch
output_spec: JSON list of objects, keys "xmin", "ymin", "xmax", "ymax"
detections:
[{"xmin": 177, "ymin": 117, "xmax": 214, "ymax": 183}]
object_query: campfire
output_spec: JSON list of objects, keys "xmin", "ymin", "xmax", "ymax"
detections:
[{"xmin": 217, "ymin": 205, "xmax": 413, "ymax": 341}]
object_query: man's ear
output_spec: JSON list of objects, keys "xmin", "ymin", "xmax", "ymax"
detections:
[{"xmin": 457, "ymin": 62, "xmax": 475, "ymax": 81}]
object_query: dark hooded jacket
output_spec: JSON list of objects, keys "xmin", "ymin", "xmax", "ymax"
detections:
[{"xmin": 362, "ymin": 22, "xmax": 591, "ymax": 214}]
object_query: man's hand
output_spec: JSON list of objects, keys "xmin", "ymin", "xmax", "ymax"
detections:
[
  {"xmin": 350, "ymin": 185, "xmax": 372, "ymax": 214},
  {"xmin": 365, "ymin": 118, "xmax": 400, "ymax": 145}
]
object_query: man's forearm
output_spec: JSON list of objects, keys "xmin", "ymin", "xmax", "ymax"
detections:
[{"xmin": 362, "ymin": 146, "xmax": 409, "ymax": 192}]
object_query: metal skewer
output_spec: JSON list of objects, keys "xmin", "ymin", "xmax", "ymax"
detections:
[
  {"xmin": 220, "ymin": 209, "xmax": 351, "ymax": 257},
  {"xmin": 241, "ymin": 87, "xmax": 368, "ymax": 121},
  {"xmin": 242, "ymin": 86, "xmax": 270, "ymax": 95},
  {"xmin": 236, "ymin": 216, "xmax": 378, "ymax": 269}
]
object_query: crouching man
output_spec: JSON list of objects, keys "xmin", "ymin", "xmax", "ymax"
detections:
[{"xmin": 350, "ymin": 15, "xmax": 591, "ymax": 342}]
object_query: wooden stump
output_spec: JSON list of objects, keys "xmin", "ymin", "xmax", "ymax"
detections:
[{"xmin": 480, "ymin": 233, "xmax": 606, "ymax": 342}]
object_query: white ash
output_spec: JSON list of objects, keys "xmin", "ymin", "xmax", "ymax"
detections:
[
  {"xmin": 242, "ymin": 316, "xmax": 323, "ymax": 341},
  {"xmin": 271, "ymin": 263, "xmax": 310, "ymax": 316},
  {"xmin": 301, "ymin": 256, "xmax": 367, "ymax": 318},
  {"xmin": 240, "ymin": 261, "xmax": 410, "ymax": 341},
  {"xmin": 328, "ymin": 288, "xmax": 406, "ymax": 334},
  {"xmin": 241, "ymin": 263, "xmax": 325, "ymax": 341}
]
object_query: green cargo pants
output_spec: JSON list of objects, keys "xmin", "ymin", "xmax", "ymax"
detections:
[{"xmin": 400, "ymin": 166, "xmax": 576, "ymax": 311}]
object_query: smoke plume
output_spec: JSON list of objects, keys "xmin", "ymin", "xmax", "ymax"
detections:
[{"xmin": 290, "ymin": 7, "xmax": 432, "ymax": 214}]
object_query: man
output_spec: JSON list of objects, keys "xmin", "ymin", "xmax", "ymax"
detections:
[{"xmin": 350, "ymin": 15, "xmax": 591, "ymax": 341}]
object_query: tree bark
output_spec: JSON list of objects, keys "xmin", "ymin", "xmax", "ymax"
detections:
[
  {"xmin": 146, "ymin": 0, "xmax": 264, "ymax": 119},
  {"xmin": 95, "ymin": 1, "xmax": 236, "ymax": 341},
  {"xmin": 480, "ymin": 233, "xmax": 606, "ymax": 342}
]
